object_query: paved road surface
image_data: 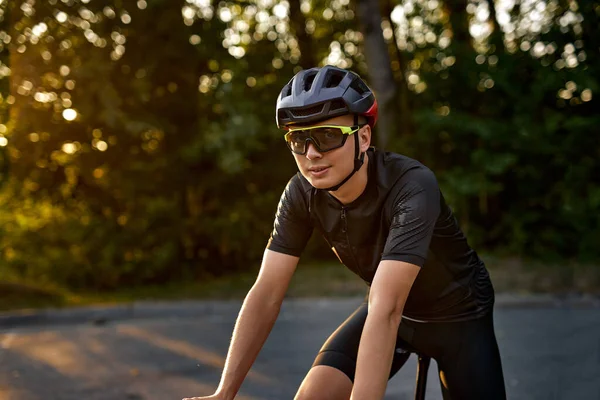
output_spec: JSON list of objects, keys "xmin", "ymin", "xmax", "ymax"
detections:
[{"xmin": 1, "ymin": 298, "xmax": 599, "ymax": 400}]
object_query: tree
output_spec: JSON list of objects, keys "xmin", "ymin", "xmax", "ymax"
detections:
[{"xmin": 354, "ymin": 0, "xmax": 402, "ymax": 149}]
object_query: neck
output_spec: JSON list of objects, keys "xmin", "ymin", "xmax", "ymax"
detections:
[{"xmin": 328, "ymin": 153, "xmax": 369, "ymax": 205}]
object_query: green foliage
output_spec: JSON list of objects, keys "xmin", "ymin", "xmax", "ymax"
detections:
[
  {"xmin": 0, "ymin": 0, "xmax": 598, "ymax": 293},
  {"xmin": 389, "ymin": 0, "xmax": 600, "ymax": 261},
  {"xmin": 0, "ymin": 185, "xmax": 182, "ymax": 289}
]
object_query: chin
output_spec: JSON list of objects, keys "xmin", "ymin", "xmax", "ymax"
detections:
[
  {"xmin": 310, "ymin": 181, "xmax": 330, "ymax": 189},
  {"xmin": 314, "ymin": 178, "xmax": 340, "ymax": 190},
  {"xmin": 302, "ymin": 173, "xmax": 331, "ymax": 189}
]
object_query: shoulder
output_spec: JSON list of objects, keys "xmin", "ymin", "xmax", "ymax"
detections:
[
  {"xmin": 285, "ymin": 173, "xmax": 313, "ymax": 199},
  {"xmin": 400, "ymin": 163, "xmax": 439, "ymax": 193},
  {"xmin": 371, "ymin": 149, "xmax": 438, "ymax": 192},
  {"xmin": 278, "ymin": 173, "xmax": 313, "ymax": 214}
]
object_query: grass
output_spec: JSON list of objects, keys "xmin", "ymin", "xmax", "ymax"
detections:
[
  {"xmin": 0, "ymin": 281, "xmax": 68, "ymax": 311},
  {"xmin": 482, "ymin": 254, "xmax": 600, "ymax": 294},
  {"xmin": 1, "ymin": 257, "xmax": 599, "ymax": 312}
]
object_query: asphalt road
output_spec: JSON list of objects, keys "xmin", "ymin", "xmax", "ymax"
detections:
[{"xmin": 1, "ymin": 298, "xmax": 599, "ymax": 400}]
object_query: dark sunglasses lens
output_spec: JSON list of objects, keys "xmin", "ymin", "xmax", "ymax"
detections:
[
  {"xmin": 311, "ymin": 128, "xmax": 345, "ymax": 150},
  {"xmin": 285, "ymin": 127, "xmax": 345, "ymax": 154},
  {"xmin": 286, "ymin": 131, "xmax": 309, "ymax": 154}
]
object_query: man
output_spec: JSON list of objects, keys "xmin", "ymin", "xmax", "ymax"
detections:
[{"xmin": 183, "ymin": 65, "xmax": 506, "ymax": 400}]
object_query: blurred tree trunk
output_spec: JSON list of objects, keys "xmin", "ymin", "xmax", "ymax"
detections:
[
  {"xmin": 4, "ymin": 1, "xmax": 24, "ymax": 174},
  {"xmin": 0, "ymin": 1, "xmax": 9, "ymax": 99},
  {"xmin": 487, "ymin": 0, "xmax": 504, "ymax": 54},
  {"xmin": 126, "ymin": 0, "xmax": 203, "ymax": 276},
  {"xmin": 384, "ymin": 0, "xmax": 414, "ymax": 137},
  {"xmin": 288, "ymin": 0, "xmax": 316, "ymax": 69},
  {"xmin": 0, "ymin": 0, "xmax": 12, "ymax": 186},
  {"xmin": 444, "ymin": 0, "xmax": 478, "ymax": 111},
  {"xmin": 579, "ymin": 1, "xmax": 600, "ymax": 67},
  {"xmin": 355, "ymin": 0, "xmax": 400, "ymax": 150},
  {"xmin": 445, "ymin": 0, "xmax": 471, "ymax": 46}
]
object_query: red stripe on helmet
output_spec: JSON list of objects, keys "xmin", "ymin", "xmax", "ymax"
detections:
[{"xmin": 364, "ymin": 98, "xmax": 378, "ymax": 128}]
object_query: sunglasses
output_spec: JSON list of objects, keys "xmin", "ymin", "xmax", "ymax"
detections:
[{"xmin": 284, "ymin": 124, "xmax": 364, "ymax": 155}]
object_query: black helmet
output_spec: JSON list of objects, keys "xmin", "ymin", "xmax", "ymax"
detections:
[{"xmin": 276, "ymin": 65, "xmax": 378, "ymax": 129}]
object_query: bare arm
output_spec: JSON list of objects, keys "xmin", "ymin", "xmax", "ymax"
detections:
[
  {"xmin": 350, "ymin": 260, "xmax": 420, "ymax": 400},
  {"xmin": 213, "ymin": 249, "xmax": 299, "ymax": 400}
]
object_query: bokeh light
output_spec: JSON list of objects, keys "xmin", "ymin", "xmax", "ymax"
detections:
[
  {"xmin": 96, "ymin": 141, "xmax": 108, "ymax": 151},
  {"xmin": 62, "ymin": 109, "xmax": 78, "ymax": 121},
  {"xmin": 62, "ymin": 143, "xmax": 77, "ymax": 154}
]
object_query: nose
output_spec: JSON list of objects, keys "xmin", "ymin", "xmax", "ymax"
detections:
[{"xmin": 305, "ymin": 140, "xmax": 322, "ymax": 160}]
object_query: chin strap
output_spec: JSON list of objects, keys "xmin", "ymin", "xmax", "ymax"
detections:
[{"xmin": 323, "ymin": 114, "xmax": 365, "ymax": 192}]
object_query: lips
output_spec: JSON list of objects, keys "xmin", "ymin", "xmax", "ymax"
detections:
[{"xmin": 308, "ymin": 165, "xmax": 331, "ymax": 177}]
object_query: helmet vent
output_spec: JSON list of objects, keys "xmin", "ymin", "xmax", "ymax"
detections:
[
  {"xmin": 281, "ymin": 84, "xmax": 292, "ymax": 98},
  {"xmin": 329, "ymin": 99, "xmax": 347, "ymax": 111},
  {"xmin": 303, "ymin": 71, "xmax": 318, "ymax": 92},
  {"xmin": 324, "ymin": 70, "xmax": 345, "ymax": 88},
  {"xmin": 290, "ymin": 104, "xmax": 324, "ymax": 117},
  {"xmin": 350, "ymin": 78, "xmax": 369, "ymax": 96},
  {"xmin": 278, "ymin": 110, "xmax": 289, "ymax": 122}
]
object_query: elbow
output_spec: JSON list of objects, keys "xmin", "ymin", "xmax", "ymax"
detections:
[
  {"xmin": 367, "ymin": 300, "xmax": 405, "ymax": 327},
  {"xmin": 248, "ymin": 282, "xmax": 284, "ymax": 311}
]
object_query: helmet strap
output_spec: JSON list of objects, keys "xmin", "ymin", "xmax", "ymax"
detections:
[{"xmin": 323, "ymin": 114, "xmax": 365, "ymax": 192}]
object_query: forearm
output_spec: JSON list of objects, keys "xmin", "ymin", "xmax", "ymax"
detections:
[
  {"xmin": 215, "ymin": 286, "xmax": 281, "ymax": 400},
  {"xmin": 350, "ymin": 311, "xmax": 402, "ymax": 400}
]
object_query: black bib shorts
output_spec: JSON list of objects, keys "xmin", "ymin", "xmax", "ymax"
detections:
[{"xmin": 313, "ymin": 300, "xmax": 507, "ymax": 400}]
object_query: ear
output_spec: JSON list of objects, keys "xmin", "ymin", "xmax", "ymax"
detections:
[{"xmin": 359, "ymin": 125, "xmax": 371, "ymax": 152}]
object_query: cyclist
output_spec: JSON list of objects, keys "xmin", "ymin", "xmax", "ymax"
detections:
[{"xmin": 183, "ymin": 65, "xmax": 506, "ymax": 400}]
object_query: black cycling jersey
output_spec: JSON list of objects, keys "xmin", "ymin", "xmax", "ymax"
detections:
[{"xmin": 267, "ymin": 147, "xmax": 495, "ymax": 322}]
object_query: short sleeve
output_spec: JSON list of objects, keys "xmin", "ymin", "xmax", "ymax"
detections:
[
  {"xmin": 266, "ymin": 175, "xmax": 313, "ymax": 257},
  {"xmin": 381, "ymin": 167, "xmax": 440, "ymax": 267}
]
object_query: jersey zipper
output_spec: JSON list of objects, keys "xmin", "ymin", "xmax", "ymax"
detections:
[{"xmin": 340, "ymin": 206, "xmax": 365, "ymax": 279}]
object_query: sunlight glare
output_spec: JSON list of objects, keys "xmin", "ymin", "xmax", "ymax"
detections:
[
  {"xmin": 273, "ymin": 3, "xmax": 288, "ymax": 19},
  {"xmin": 62, "ymin": 109, "xmax": 77, "ymax": 121},
  {"xmin": 62, "ymin": 143, "xmax": 77, "ymax": 154},
  {"xmin": 96, "ymin": 141, "xmax": 108, "ymax": 151},
  {"xmin": 31, "ymin": 23, "xmax": 48, "ymax": 37},
  {"xmin": 56, "ymin": 12, "xmax": 68, "ymax": 23}
]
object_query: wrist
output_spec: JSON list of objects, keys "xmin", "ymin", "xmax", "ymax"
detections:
[{"xmin": 215, "ymin": 386, "xmax": 235, "ymax": 400}]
